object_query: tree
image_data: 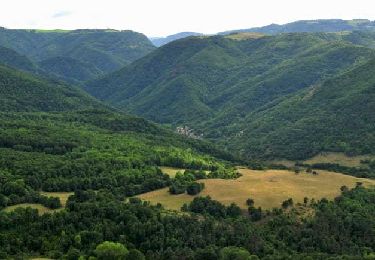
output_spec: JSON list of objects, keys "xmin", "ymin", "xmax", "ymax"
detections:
[
  {"xmin": 248, "ymin": 207, "xmax": 262, "ymax": 221},
  {"xmin": 95, "ymin": 241, "xmax": 128, "ymax": 260},
  {"xmin": 246, "ymin": 198, "xmax": 254, "ymax": 207},
  {"xmin": 66, "ymin": 247, "xmax": 81, "ymax": 260},
  {"xmin": 126, "ymin": 249, "xmax": 145, "ymax": 260},
  {"xmin": 219, "ymin": 246, "xmax": 253, "ymax": 260},
  {"xmin": 340, "ymin": 185, "xmax": 349, "ymax": 192},
  {"xmin": 186, "ymin": 182, "xmax": 205, "ymax": 195},
  {"xmin": 282, "ymin": 198, "xmax": 293, "ymax": 209},
  {"xmin": 226, "ymin": 203, "xmax": 242, "ymax": 218}
]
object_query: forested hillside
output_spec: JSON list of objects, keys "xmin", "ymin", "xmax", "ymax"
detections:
[
  {"xmin": 86, "ymin": 31, "xmax": 375, "ymax": 160},
  {"xmin": 221, "ymin": 19, "xmax": 375, "ymax": 35},
  {"xmin": 150, "ymin": 32, "xmax": 203, "ymax": 46},
  {"xmin": 228, "ymin": 58, "xmax": 375, "ymax": 159},
  {"xmin": 0, "ymin": 64, "xmax": 104, "ymax": 111},
  {"xmin": 0, "ymin": 28, "xmax": 155, "ymax": 83},
  {"xmin": 0, "ymin": 46, "xmax": 38, "ymax": 73}
]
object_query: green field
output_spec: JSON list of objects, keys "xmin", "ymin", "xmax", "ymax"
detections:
[{"xmin": 138, "ymin": 168, "xmax": 375, "ymax": 210}]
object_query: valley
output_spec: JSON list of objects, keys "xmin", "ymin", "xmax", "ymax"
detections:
[{"xmin": 0, "ymin": 15, "xmax": 375, "ymax": 259}]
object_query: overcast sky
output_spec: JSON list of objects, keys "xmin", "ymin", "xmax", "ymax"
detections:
[{"xmin": 1, "ymin": 0, "xmax": 375, "ymax": 37}]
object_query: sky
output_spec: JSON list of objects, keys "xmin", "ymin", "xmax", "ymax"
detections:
[{"xmin": 0, "ymin": 0, "xmax": 375, "ymax": 37}]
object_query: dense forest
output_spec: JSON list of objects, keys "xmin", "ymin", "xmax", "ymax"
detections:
[{"xmin": 85, "ymin": 31, "xmax": 375, "ymax": 160}]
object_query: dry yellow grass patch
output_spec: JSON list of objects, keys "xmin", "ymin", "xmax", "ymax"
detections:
[
  {"xmin": 225, "ymin": 32, "xmax": 265, "ymax": 40},
  {"xmin": 303, "ymin": 152, "xmax": 373, "ymax": 167},
  {"xmin": 160, "ymin": 167, "xmax": 186, "ymax": 178},
  {"xmin": 3, "ymin": 203, "xmax": 52, "ymax": 215},
  {"xmin": 271, "ymin": 152, "xmax": 374, "ymax": 168},
  {"xmin": 138, "ymin": 169, "xmax": 375, "ymax": 211},
  {"xmin": 40, "ymin": 191, "xmax": 74, "ymax": 207},
  {"xmin": 3, "ymin": 192, "xmax": 74, "ymax": 215}
]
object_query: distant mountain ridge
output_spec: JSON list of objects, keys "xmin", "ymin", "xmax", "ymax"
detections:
[
  {"xmin": 0, "ymin": 28, "xmax": 155, "ymax": 83},
  {"xmin": 148, "ymin": 19, "xmax": 375, "ymax": 47},
  {"xmin": 150, "ymin": 32, "xmax": 204, "ymax": 46},
  {"xmin": 221, "ymin": 19, "xmax": 375, "ymax": 35}
]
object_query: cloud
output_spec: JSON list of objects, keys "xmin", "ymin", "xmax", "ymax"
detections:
[{"xmin": 52, "ymin": 10, "xmax": 72, "ymax": 18}]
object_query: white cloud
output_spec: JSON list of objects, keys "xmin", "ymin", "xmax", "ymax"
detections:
[
  {"xmin": 52, "ymin": 11, "xmax": 72, "ymax": 19},
  {"xmin": 0, "ymin": 0, "xmax": 374, "ymax": 36}
]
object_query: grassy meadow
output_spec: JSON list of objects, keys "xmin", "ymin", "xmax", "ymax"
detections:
[
  {"xmin": 3, "ymin": 192, "xmax": 74, "ymax": 215},
  {"xmin": 138, "ymin": 168, "xmax": 375, "ymax": 210},
  {"xmin": 271, "ymin": 152, "xmax": 375, "ymax": 168},
  {"xmin": 3, "ymin": 203, "xmax": 53, "ymax": 215},
  {"xmin": 40, "ymin": 191, "xmax": 74, "ymax": 207}
]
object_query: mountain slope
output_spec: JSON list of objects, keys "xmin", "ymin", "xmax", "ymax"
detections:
[
  {"xmin": 229, "ymin": 58, "xmax": 375, "ymax": 159},
  {"xmin": 85, "ymin": 31, "xmax": 375, "ymax": 160},
  {"xmin": 38, "ymin": 56, "xmax": 102, "ymax": 84},
  {"xmin": 150, "ymin": 32, "xmax": 203, "ymax": 46},
  {"xmin": 221, "ymin": 19, "xmax": 375, "ymax": 35},
  {"xmin": 0, "ymin": 28, "xmax": 155, "ymax": 83},
  {"xmin": 0, "ymin": 46, "xmax": 38, "ymax": 73},
  {"xmin": 0, "ymin": 64, "xmax": 103, "ymax": 112}
]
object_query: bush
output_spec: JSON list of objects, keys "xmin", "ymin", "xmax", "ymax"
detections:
[{"xmin": 186, "ymin": 182, "xmax": 205, "ymax": 195}]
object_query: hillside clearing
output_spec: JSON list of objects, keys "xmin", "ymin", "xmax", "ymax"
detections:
[
  {"xmin": 3, "ymin": 203, "xmax": 54, "ymax": 215},
  {"xmin": 40, "ymin": 191, "xmax": 74, "ymax": 207},
  {"xmin": 160, "ymin": 166, "xmax": 186, "ymax": 177},
  {"xmin": 3, "ymin": 192, "xmax": 74, "ymax": 215},
  {"xmin": 271, "ymin": 152, "xmax": 374, "ymax": 168},
  {"xmin": 138, "ymin": 168, "xmax": 375, "ymax": 210}
]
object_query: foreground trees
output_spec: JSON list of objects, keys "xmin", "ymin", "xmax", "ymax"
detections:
[{"xmin": 0, "ymin": 186, "xmax": 374, "ymax": 258}]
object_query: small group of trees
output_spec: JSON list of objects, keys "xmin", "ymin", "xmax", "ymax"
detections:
[
  {"xmin": 182, "ymin": 196, "xmax": 241, "ymax": 218},
  {"xmin": 169, "ymin": 170, "xmax": 207, "ymax": 195},
  {"xmin": 186, "ymin": 182, "xmax": 205, "ymax": 195},
  {"xmin": 246, "ymin": 198, "xmax": 263, "ymax": 221}
]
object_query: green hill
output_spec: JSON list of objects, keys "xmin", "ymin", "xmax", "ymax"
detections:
[
  {"xmin": 0, "ymin": 64, "xmax": 104, "ymax": 112},
  {"xmin": 38, "ymin": 56, "xmax": 102, "ymax": 84},
  {"xmin": 85, "ymin": 32, "xmax": 375, "ymax": 159},
  {"xmin": 150, "ymin": 32, "xmax": 203, "ymax": 46},
  {"xmin": 0, "ymin": 46, "xmax": 38, "ymax": 73},
  {"xmin": 228, "ymin": 58, "xmax": 375, "ymax": 159},
  {"xmin": 0, "ymin": 28, "xmax": 155, "ymax": 83}
]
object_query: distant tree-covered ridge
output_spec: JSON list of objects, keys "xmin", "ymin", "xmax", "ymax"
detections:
[
  {"xmin": 220, "ymin": 18, "xmax": 375, "ymax": 35},
  {"xmin": 86, "ymin": 31, "xmax": 375, "ymax": 160},
  {"xmin": 0, "ymin": 28, "xmax": 156, "ymax": 83}
]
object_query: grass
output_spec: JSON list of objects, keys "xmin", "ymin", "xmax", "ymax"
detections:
[
  {"xmin": 225, "ymin": 32, "xmax": 265, "ymax": 40},
  {"xmin": 40, "ymin": 191, "xmax": 74, "ymax": 207},
  {"xmin": 160, "ymin": 166, "xmax": 186, "ymax": 177},
  {"xmin": 3, "ymin": 203, "xmax": 53, "ymax": 215},
  {"xmin": 3, "ymin": 192, "xmax": 74, "ymax": 215},
  {"xmin": 271, "ymin": 152, "xmax": 374, "ymax": 168},
  {"xmin": 138, "ymin": 168, "xmax": 375, "ymax": 210},
  {"xmin": 159, "ymin": 166, "xmax": 210, "ymax": 178},
  {"xmin": 303, "ymin": 152, "xmax": 373, "ymax": 167}
]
